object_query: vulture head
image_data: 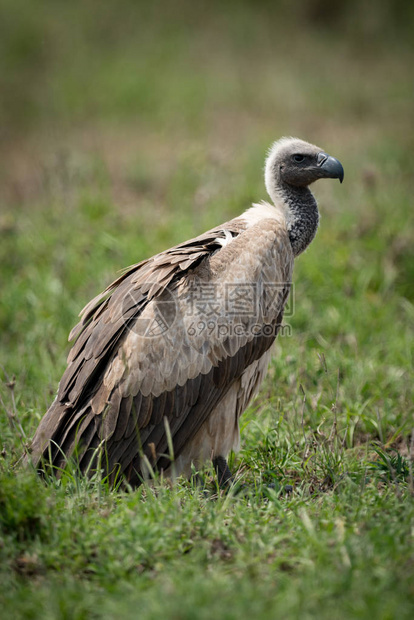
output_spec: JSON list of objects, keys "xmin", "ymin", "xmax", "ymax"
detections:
[
  {"xmin": 265, "ymin": 137, "xmax": 344, "ymax": 199},
  {"xmin": 264, "ymin": 137, "xmax": 344, "ymax": 256}
]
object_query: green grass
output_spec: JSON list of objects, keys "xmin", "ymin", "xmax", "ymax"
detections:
[{"xmin": 1, "ymin": 1, "xmax": 414, "ymax": 618}]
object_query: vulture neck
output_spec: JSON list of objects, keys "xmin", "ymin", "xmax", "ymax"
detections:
[{"xmin": 277, "ymin": 184, "xmax": 319, "ymax": 256}]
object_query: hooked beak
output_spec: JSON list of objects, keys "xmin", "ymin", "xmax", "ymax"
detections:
[{"xmin": 317, "ymin": 152, "xmax": 344, "ymax": 183}]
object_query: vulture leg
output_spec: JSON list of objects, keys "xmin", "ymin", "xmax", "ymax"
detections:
[{"xmin": 213, "ymin": 455, "xmax": 234, "ymax": 488}]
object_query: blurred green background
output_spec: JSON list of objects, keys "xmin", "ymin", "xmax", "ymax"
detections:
[
  {"xmin": 1, "ymin": 1, "xmax": 414, "ymax": 618},
  {"xmin": 1, "ymin": 0, "xmax": 413, "ymax": 429}
]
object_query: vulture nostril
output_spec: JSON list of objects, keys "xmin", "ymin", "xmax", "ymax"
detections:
[{"xmin": 317, "ymin": 152, "xmax": 329, "ymax": 167}]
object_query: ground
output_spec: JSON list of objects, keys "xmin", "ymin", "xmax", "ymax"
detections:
[{"xmin": 0, "ymin": 1, "xmax": 414, "ymax": 618}]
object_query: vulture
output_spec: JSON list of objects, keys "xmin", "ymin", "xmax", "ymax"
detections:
[{"xmin": 26, "ymin": 137, "xmax": 343, "ymax": 487}]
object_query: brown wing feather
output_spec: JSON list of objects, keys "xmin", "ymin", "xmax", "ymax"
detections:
[
  {"xmin": 60, "ymin": 222, "xmax": 245, "ymax": 408},
  {"xmin": 27, "ymin": 216, "xmax": 293, "ymax": 486}
]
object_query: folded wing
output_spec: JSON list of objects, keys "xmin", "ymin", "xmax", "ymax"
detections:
[{"xmin": 28, "ymin": 216, "xmax": 293, "ymax": 485}]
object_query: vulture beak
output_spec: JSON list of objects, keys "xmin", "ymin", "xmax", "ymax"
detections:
[{"xmin": 317, "ymin": 152, "xmax": 344, "ymax": 183}]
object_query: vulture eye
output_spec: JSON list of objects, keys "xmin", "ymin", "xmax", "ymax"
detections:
[{"xmin": 293, "ymin": 154, "xmax": 305, "ymax": 163}]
